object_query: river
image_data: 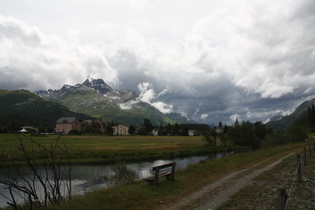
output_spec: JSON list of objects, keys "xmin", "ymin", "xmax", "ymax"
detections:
[{"xmin": 0, "ymin": 152, "xmax": 232, "ymax": 207}]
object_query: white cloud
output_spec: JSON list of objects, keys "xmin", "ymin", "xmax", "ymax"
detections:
[
  {"xmin": 137, "ymin": 82, "xmax": 173, "ymax": 114},
  {"xmin": 150, "ymin": 101, "xmax": 173, "ymax": 114},
  {"xmin": 229, "ymin": 114, "xmax": 241, "ymax": 124},
  {"xmin": 118, "ymin": 100, "xmax": 138, "ymax": 110},
  {"xmin": 0, "ymin": 16, "xmax": 119, "ymax": 91},
  {"xmin": 104, "ymin": 0, "xmax": 314, "ymax": 103}
]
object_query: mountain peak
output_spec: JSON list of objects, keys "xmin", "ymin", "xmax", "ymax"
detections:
[
  {"xmin": 33, "ymin": 78, "xmax": 193, "ymax": 126},
  {"xmin": 82, "ymin": 78, "xmax": 113, "ymax": 94}
]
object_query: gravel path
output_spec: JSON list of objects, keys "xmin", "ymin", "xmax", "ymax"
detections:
[{"xmin": 169, "ymin": 153, "xmax": 294, "ymax": 210}]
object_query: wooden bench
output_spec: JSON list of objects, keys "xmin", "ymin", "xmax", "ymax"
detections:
[{"xmin": 143, "ymin": 162, "xmax": 176, "ymax": 185}]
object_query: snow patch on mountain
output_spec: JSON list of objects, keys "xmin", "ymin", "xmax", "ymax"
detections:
[
  {"xmin": 201, "ymin": 113, "xmax": 209, "ymax": 120},
  {"xmin": 63, "ymin": 85, "xmax": 72, "ymax": 89},
  {"xmin": 82, "ymin": 78, "xmax": 113, "ymax": 94},
  {"xmin": 106, "ymin": 95, "xmax": 120, "ymax": 100}
]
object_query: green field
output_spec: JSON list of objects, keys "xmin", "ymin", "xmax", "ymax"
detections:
[{"xmin": 0, "ymin": 134, "xmax": 216, "ymax": 166}]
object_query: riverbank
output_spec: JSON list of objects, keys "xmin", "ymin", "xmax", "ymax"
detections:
[{"xmin": 42, "ymin": 142, "xmax": 306, "ymax": 210}]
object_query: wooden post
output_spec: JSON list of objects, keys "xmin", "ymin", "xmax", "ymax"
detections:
[
  {"xmin": 278, "ymin": 188, "xmax": 287, "ymax": 210},
  {"xmin": 154, "ymin": 166, "xmax": 160, "ymax": 185},
  {"xmin": 170, "ymin": 162, "xmax": 176, "ymax": 180},
  {"xmin": 304, "ymin": 148, "xmax": 307, "ymax": 165},
  {"xmin": 297, "ymin": 154, "xmax": 302, "ymax": 183}
]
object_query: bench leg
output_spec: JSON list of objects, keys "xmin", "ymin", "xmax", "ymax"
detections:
[
  {"xmin": 170, "ymin": 163, "xmax": 176, "ymax": 180},
  {"xmin": 154, "ymin": 169, "xmax": 159, "ymax": 185}
]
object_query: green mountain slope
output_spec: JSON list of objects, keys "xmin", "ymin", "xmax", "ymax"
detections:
[
  {"xmin": 36, "ymin": 79, "xmax": 193, "ymax": 126},
  {"xmin": 266, "ymin": 98, "xmax": 315, "ymax": 130},
  {"xmin": 0, "ymin": 89, "xmax": 92, "ymax": 129}
]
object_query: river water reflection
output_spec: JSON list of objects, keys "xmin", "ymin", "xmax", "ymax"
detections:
[{"xmin": 0, "ymin": 152, "xmax": 232, "ymax": 207}]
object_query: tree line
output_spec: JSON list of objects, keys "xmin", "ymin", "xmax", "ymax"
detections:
[
  {"xmin": 91, "ymin": 112, "xmax": 312, "ymax": 150},
  {"xmin": 131, "ymin": 119, "xmax": 211, "ymax": 136},
  {"xmin": 202, "ymin": 119, "xmax": 311, "ymax": 149}
]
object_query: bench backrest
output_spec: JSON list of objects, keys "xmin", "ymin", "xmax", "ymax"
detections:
[
  {"xmin": 149, "ymin": 162, "xmax": 176, "ymax": 185},
  {"xmin": 152, "ymin": 162, "xmax": 176, "ymax": 171}
]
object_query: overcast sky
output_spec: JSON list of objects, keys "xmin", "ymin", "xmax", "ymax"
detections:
[{"xmin": 1, "ymin": 0, "xmax": 315, "ymax": 125}]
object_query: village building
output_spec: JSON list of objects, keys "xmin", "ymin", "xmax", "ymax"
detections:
[
  {"xmin": 55, "ymin": 117, "xmax": 81, "ymax": 134},
  {"xmin": 112, "ymin": 123, "xmax": 129, "ymax": 135},
  {"xmin": 215, "ymin": 127, "xmax": 223, "ymax": 133},
  {"xmin": 81, "ymin": 119, "xmax": 105, "ymax": 133},
  {"xmin": 81, "ymin": 120, "xmax": 93, "ymax": 131},
  {"xmin": 150, "ymin": 129, "xmax": 159, "ymax": 136},
  {"xmin": 188, "ymin": 129, "xmax": 199, "ymax": 136}
]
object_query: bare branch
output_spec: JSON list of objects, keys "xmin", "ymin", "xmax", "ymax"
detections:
[{"xmin": 0, "ymin": 134, "xmax": 73, "ymax": 208}]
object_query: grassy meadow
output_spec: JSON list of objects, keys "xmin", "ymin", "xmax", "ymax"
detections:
[{"xmin": 0, "ymin": 134, "xmax": 217, "ymax": 166}]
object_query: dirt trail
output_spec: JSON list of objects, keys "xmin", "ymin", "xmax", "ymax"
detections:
[{"xmin": 169, "ymin": 153, "xmax": 294, "ymax": 210}]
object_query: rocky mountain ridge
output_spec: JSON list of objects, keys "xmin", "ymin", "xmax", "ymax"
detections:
[
  {"xmin": 266, "ymin": 97, "xmax": 315, "ymax": 130},
  {"xmin": 36, "ymin": 78, "xmax": 193, "ymax": 126},
  {"xmin": 37, "ymin": 78, "xmax": 137, "ymax": 103}
]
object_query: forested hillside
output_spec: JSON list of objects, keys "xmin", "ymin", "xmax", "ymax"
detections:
[{"xmin": 0, "ymin": 89, "xmax": 92, "ymax": 131}]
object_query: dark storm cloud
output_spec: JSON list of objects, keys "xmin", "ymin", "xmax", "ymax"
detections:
[{"xmin": 108, "ymin": 49, "xmax": 152, "ymax": 92}]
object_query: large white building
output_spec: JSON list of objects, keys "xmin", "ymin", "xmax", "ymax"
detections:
[{"xmin": 112, "ymin": 124, "xmax": 129, "ymax": 135}]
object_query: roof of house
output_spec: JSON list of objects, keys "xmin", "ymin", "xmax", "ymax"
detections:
[
  {"xmin": 82, "ymin": 120, "xmax": 93, "ymax": 124},
  {"xmin": 56, "ymin": 117, "xmax": 77, "ymax": 124},
  {"xmin": 113, "ymin": 123, "xmax": 129, "ymax": 127}
]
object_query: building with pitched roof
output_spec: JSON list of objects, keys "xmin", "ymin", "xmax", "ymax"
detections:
[
  {"xmin": 55, "ymin": 117, "xmax": 81, "ymax": 134},
  {"xmin": 112, "ymin": 123, "xmax": 129, "ymax": 135}
]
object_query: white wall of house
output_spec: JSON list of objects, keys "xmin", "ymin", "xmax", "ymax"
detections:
[{"xmin": 113, "ymin": 124, "xmax": 129, "ymax": 135}]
